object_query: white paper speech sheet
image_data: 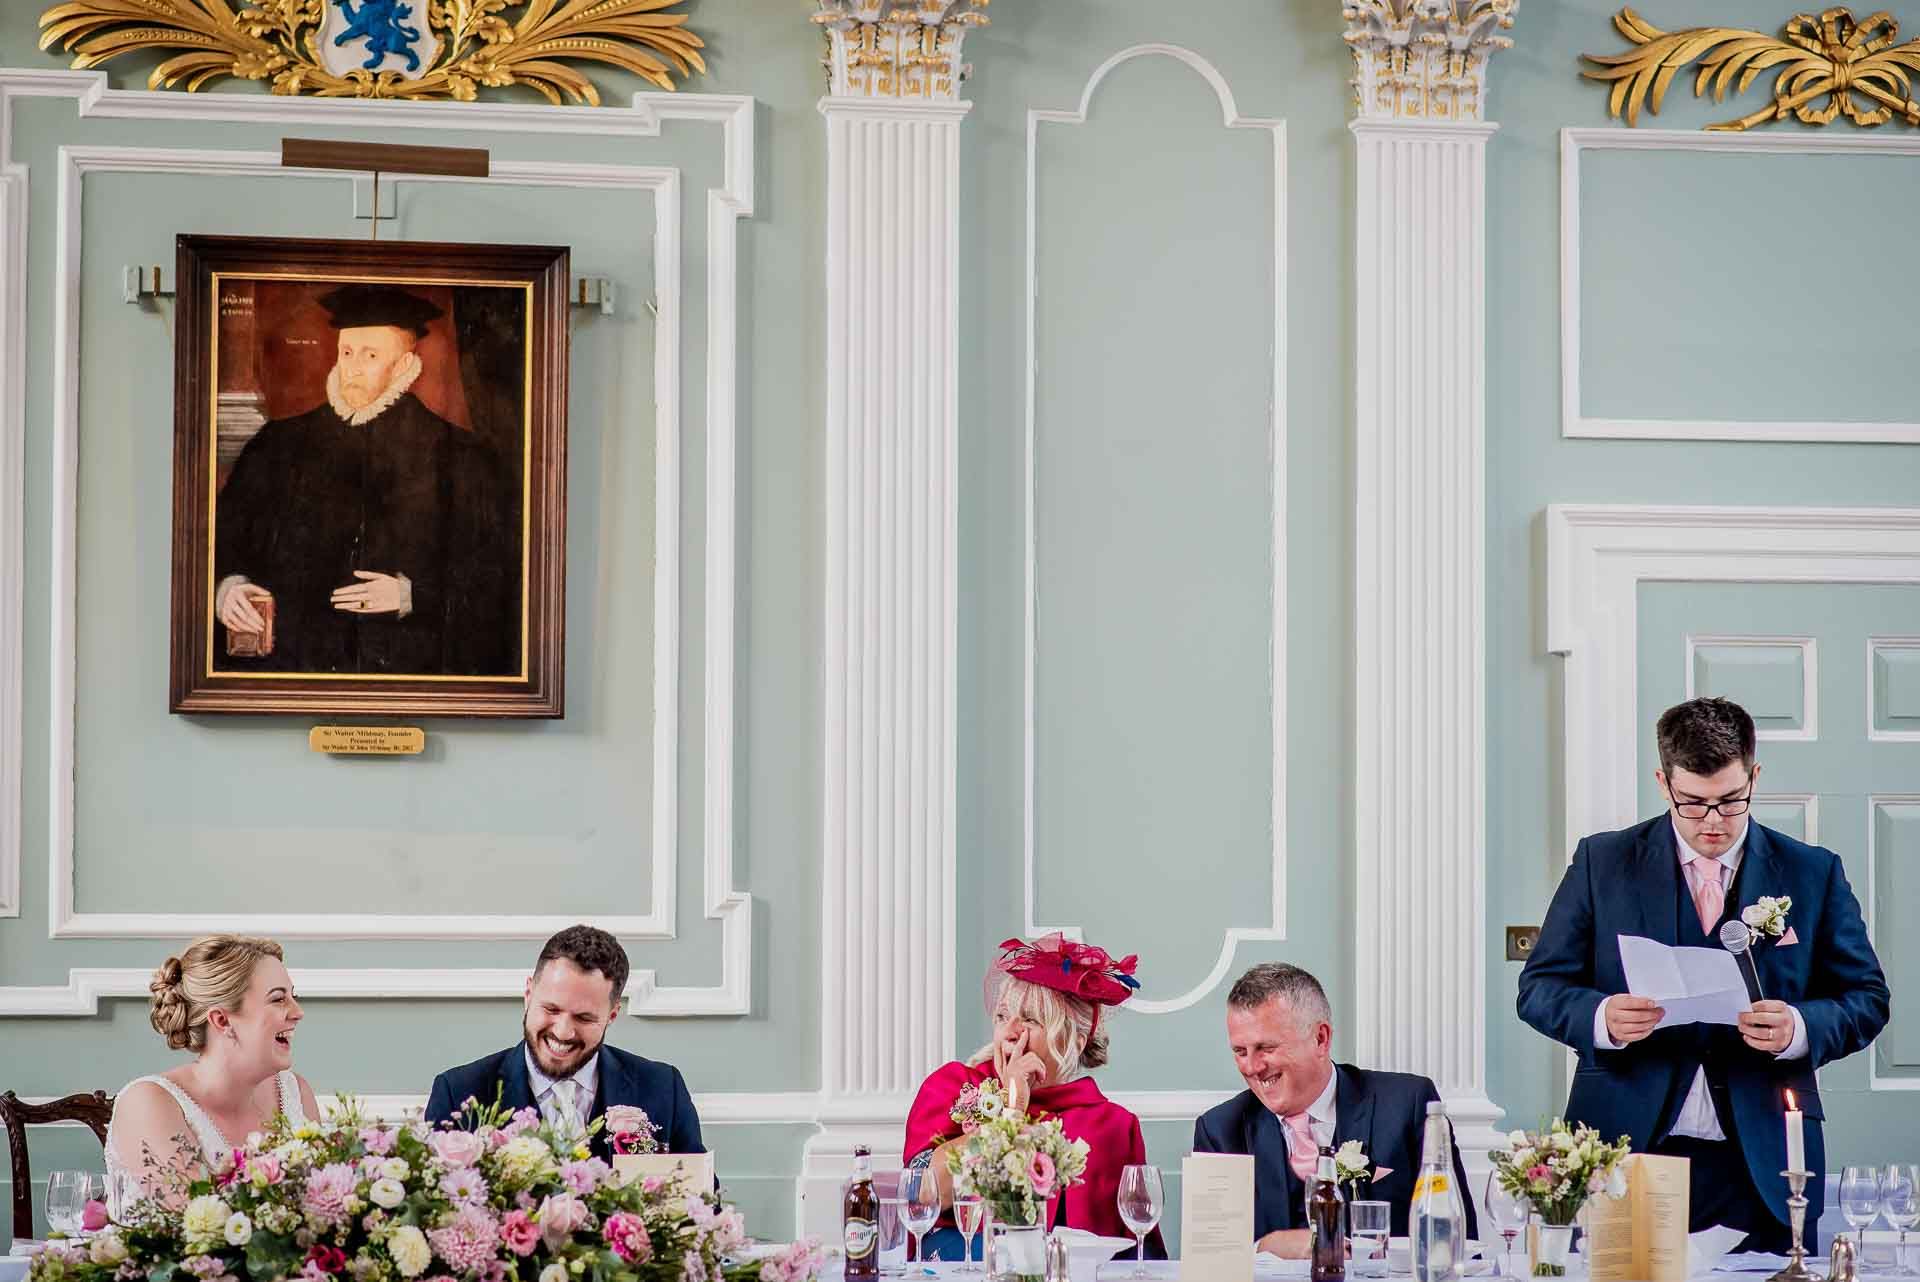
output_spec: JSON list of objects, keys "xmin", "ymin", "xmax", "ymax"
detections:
[{"xmin": 1617, "ymin": 934, "xmax": 1750, "ymax": 1029}]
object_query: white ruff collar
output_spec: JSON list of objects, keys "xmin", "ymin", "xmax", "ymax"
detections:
[{"xmin": 328, "ymin": 350, "xmax": 422, "ymax": 426}]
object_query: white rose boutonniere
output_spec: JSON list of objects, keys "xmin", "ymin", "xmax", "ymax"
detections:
[
  {"xmin": 1742, "ymin": 895, "xmax": 1792, "ymax": 939},
  {"xmin": 1334, "ymin": 1141, "xmax": 1371, "ymax": 1196}
]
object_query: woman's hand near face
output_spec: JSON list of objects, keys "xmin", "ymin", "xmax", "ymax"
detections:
[{"xmin": 994, "ymin": 1029, "xmax": 1048, "ymax": 1114}]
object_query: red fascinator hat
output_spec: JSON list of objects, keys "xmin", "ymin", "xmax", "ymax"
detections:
[{"xmin": 987, "ymin": 933, "xmax": 1141, "ymax": 1034}]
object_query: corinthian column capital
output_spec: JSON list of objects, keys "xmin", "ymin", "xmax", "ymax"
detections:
[
  {"xmin": 1341, "ymin": 0, "xmax": 1518, "ymax": 122},
  {"xmin": 812, "ymin": 0, "xmax": 992, "ymax": 100}
]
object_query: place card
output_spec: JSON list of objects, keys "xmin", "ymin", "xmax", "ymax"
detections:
[
  {"xmin": 1182, "ymin": 1153, "xmax": 1255, "ymax": 1282},
  {"xmin": 613, "ymin": 1151, "xmax": 716, "ymax": 1193}
]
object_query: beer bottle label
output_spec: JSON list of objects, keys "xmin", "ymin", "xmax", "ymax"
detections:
[{"xmin": 846, "ymin": 1217, "xmax": 878, "ymax": 1259}]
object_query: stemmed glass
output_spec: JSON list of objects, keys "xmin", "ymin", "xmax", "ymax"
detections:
[
  {"xmin": 955, "ymin": 1195, "xmax": 986, "ymax": 1273},
  {"xmin": 1884, "ymin": 1164, "xmax": 1919, "ymax": 1276},
  {"xmin": 1842, "ymin": 1166, "xmax": 1884, "ymax": 1257},
  {"xmin": 1117, "ymin": 1164, "xmax": 1164, "ymax": 1278},
  {"xmin": 902, "ymin": 1169, "xmax": 940, "ymax": 1264},
  {"xmin": 1484, "ymin": 1171, "xmax": 1528, "ymax": 1278}
]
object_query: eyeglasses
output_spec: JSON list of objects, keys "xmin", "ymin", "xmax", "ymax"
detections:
[{"xmin": 1670, "ymin": 782, "xmax": 1754, "ymax": 821}]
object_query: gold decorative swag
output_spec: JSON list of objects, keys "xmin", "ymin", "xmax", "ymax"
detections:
[
  {"xmin": 38, "ymin": 0, "xmax": 707, "ymax": 103},
  {"xmin": 1583, "ymin": 6, "xmax": 1920, "ymax": 130}
]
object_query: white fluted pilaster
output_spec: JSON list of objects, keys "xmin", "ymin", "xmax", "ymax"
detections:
[
  {"xmin": 800, "ymin": 92, "xmax": 968, "ymax": 1237},
  {"xmin": 1350, "ymin": 116, "xmax": 1504, "ymax": 1170}
]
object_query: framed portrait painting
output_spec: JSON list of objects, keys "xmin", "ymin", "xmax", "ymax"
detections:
[{"xmin": 169, "ymin": 235, "xmax": 568, "ymax": 717}]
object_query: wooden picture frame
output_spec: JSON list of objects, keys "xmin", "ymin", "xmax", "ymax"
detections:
[{"xmin": 169, "ymin": 234, "xmax": 567, "ymax": 717}]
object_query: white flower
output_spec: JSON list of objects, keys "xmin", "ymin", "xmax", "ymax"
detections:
[
  {"xmin": 223, "ymin": 1213, "xmax": 253, "ymax": 1247},
  {"xmin": 182, "ymin": 1195, "xmax": 232, "ymax": 1243},
  {"xmin": 1742, "ymin": 905, "xmax": 1766, "ymax": 927},
  {"xmin": 387, "ymin": 1225, "xmax": 431, "ymax": 1278},
  {"xmin": 273, "ymin": 1139, "xmax": 314, "ymax": 1167},
  {"xmin": 368, "ymin": 1178, "xmax": 407, "ymax": 1209},
  {"xmin": 293, "ymin": 1122, "xmax": 323, "ymax": 1141},
  {"xmin": 977, "ymin": 1093, "xmax": 1002, "ymax": 1120},
  {"xmin": 88, "ymin": 1234, "xmax": 128, "ymax": 1266},
  {"xmin": 1507, "ymin": 1130, "xmax": 1530, "ymax": 1149},
  {"xmin": 379, "ymin": 1157, "xmax": 411, "ymax": 1182},
  {"xmin": 1551, "ymin": 1131, "xmax": 1575, "ymax": 1153},
  {"xmin": 498, "ymin": 1134, "xmax": 559, "ymax": 1181},
  {"xmin": 540, "ymin": 1265, "xmax": 569, "ymax": 1282}
]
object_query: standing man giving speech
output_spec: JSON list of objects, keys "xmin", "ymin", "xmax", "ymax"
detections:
[{"xmin": 1517, "ymin": 698, "xmax": 1888, "ymax": 1251}]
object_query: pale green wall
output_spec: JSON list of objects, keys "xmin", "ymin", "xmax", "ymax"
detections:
[{"xmin": 5, "ymin": 0, "xmax": 1920, "ymax": 1252}]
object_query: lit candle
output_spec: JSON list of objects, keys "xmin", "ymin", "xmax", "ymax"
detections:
[{"xmin": 1784, "ymin": 1089, "xmax": 1805, "ymax": 1174}]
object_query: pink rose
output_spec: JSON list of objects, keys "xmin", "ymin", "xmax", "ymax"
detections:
[
  {"xmin": 1029, "ymin": 1152, "xmax": 1056, "ymax": 1197},
  {"xmin": 538, "ymin": 1194, "xmax": 590, "ymax": 1250},
  {"xmin": 500, "ymin": 1210, "xmax": 540, "ymax": 1257},
  {"xmin": 360, "ymin": 1128, "xmax": 396, "ymax": 1156},
  {"xmin": 80, "ymin": 1200, "xmax": 108, "ymax": 1232},
  {"xmin": 604, "ymin": 1212, "xmax": 653, "ymax": 1265},
  {"xmin": 250, "ymin": 1154, "xmax": 285, "ymax": 1186},
  {"xmin": 428, "ymin": 1130, "xmax": 488, "ymax": 1168},
  {"xmin": 500, "ymin": 1108, "xmax": 540, "ymax": 1139}
]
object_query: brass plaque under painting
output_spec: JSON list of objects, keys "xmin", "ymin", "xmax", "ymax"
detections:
[{"xmin": 309, "ymin": 725, "xmax": 426, "ymax": 756}]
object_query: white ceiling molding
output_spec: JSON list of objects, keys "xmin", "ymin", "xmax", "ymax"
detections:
[{"xmin": 1022, "ymin": 45, "xmax": 1286, "ymax": 1016}]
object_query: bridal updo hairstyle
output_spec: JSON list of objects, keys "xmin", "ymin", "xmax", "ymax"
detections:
[{"xmin": 149, "ymin": 934, "xmax": 284, "ymax": 1052}]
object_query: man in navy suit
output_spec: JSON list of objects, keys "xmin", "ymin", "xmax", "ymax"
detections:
[
  {"xmin": 1518, "ymin": 697, "xmax": 1888, "ymax": 1252},
  {"xmin": 426, "ymin": 925, "xmax": 704, "ymax": 1159},
  {"xmin": 1194, "ymin": 964, "xmax": 1477, "ymax": 1256}
]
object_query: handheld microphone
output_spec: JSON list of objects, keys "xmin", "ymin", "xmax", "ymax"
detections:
[{"xmin": 1719, "ymin": 919, "xmax": 1766, "ymax": 1000}]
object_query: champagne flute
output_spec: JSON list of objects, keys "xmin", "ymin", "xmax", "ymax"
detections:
[
  {"xmin": 902, "ymin": 1168, "xmax": 940, "ymax": 1264},
  {"xmin": 1484, "ymin": 1172, "xmax": 1527, "ymax": 1278},
  {"xmin": 45, "ymin": 1171, "xmax": 88, "ymax": 1236},
  {"xmin": 955, "ymin": 1195, "xmax": 986, "ymax": 1273},
  {"xmin": 1842, "ymin": 1166, "xmax": 1883, "ymax": 1257},
  {"xmin": 1885, "ymin": 1164, "xmax": 1920, "ymax": 1276},
  {"xmin": 1117, "ymin": 1164, "xmax": 1164, "ymax": 1278}
]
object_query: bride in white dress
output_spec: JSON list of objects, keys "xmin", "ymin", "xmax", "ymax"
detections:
[{"xmin": 105, "ymin": 935, "xmax": 320, "ymax": 1207}]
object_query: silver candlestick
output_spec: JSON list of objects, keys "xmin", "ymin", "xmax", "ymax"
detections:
[{"xmin": 1767, "ymin": 1170, "xmax": 1815, "ymax": 1282}]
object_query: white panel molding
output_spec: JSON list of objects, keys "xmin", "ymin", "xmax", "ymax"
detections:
[
  {"xmin": 0, "ymin": 73, "xmax": 755, "ymax": 1014},
  {"xmin": 1560, "ymin": 127, "xmax": 1920, "ymax": 444},
  {"xmin": 1683, "ymin": 633, "xmax": 1819, "ymax": 741},
  {"xmin": 1868, "ymin": 637, "xmax": 1920, "ymax": 743},
  {"xmin": 1546, "ymin": 503, "xmax": 1920, "ymax": 852},
  {"xmin": 1753, "ymin": 793, "xmax": 1820, "ymax": 846},
  {"xmin": 1022, "ymin": 44, "xmax": 1287, "ymax": 1017},
  {"xmin": 1351, "ymin": 115, "xmax": 1502, "ymax": 1154},
  {"xmin": 1866, "ymin": 794, "xmax": 1920, "ymax": 1089},
  {"xmin": 808, "ymin": 89, "xmax": 967, "ymax": 1237}
]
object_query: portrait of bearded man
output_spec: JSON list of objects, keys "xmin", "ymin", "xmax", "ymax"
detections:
[{"xmin": 213, "ymin": 282, "xmax": 519, "ymax": 676}]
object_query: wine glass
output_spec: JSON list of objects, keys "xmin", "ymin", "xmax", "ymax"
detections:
[
  {"xmin": 955, "ymin": 1195, "xmax": 986, "ymax": 1273},
  {"xmin": 902, "ymin": 1168, "xmax": 940, "ymax": 1264},
  {"xmin": 1484, "ymin": 1172, "xmax": 1527, "ymax": 1278},
  {"xmin": 45, "ymin": 1171, "xmax": 89, "ymax": 1236},
  {"xmin": 1117, "ymin": 1164, "xmax": 1164, "ymax": 1278},
  {"xmin": 1842, "ymin": 1165, "xmax": 1883, "ymax": 1256},
  {"xmin": 1885, "ymin": 1164, "xmax": 1919, "ymax": 1276}
]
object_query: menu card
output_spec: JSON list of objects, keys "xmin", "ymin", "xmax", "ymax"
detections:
[
  {"xmin": 1585, "ymin": 1154, "xmax": 1690, "ymax": 1282},
  {"xmin": 1182, "ymin": 1153, "xmax": 1255, "ymax": 1282},
  {"xmin": 613, "ymin": 1152, "xmax": 717, "ymax": 1193}
]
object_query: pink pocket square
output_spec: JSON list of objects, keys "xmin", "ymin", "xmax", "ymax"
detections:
[
  {"xmin": 1372, "ymin": 1166, "xmax": 1394, "ymax": 1182},
  {"xmin": 1777, "ymin": 927, "xmax": 1799, "ymax": 948}
]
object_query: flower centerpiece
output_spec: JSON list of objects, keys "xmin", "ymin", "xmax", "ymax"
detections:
[
  {"xmin": 31, "ymin": 1096, "xmax": 821, "ymax": 1282},
  {"xmin": 945, "ymin": 1109, "xmax": 1088, "ymax": 1282},
  {"xmin": 1489, "ymin": 1120, "xmax": 1633, "ymax": 1277}
]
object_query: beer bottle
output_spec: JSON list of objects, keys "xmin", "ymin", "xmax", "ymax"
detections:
[
  {"xmin": 844, "ymin": 1143, "xmax": 879, "ymax": 1280},
  {"xmin": 1309, "ymin": 1145, "xmax": 1347, "ymax": 1282}
]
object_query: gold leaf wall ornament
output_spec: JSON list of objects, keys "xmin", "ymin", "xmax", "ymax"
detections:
[
  {"xmin": 37, "ymin": 0, "xmax": 707, "ymax": 103},
  {"xmin": 1583, "ymin": 6, "xmax": 1920, "ymax": 130}
]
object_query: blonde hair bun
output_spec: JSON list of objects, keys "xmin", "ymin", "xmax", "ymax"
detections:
[{"xmin": 145, "ymin": 935, "xmax": 284, "ymax": 1054}]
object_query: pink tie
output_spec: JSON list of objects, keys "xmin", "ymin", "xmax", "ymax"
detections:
[
  {"xmin": 1693, "ymin": 859, "xmax": 1725, "ymax": 935},
  {"xmin": 1283, "ymin": 1112, "xmax": 1317, "ymax": 1181}
]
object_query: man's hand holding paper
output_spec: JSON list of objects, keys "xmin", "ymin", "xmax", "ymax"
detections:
[{"xmin": 1616, "ymin": 934, "xmax": 1751, "ymax": 1030}]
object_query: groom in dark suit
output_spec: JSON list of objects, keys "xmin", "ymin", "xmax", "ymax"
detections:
[
  {"xmin": 1193, "ymin": 963, "xmax": 1477, "ymax": 1255},
  {"xmin": 1518, "ymin": 697, "xmax": 1887, "ymax": 1252},
  {"xmin": 426, "ymin": 925, "xmax": 704, "ymax": 1159}
]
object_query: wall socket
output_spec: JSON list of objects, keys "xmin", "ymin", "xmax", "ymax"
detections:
[{"xmin": 1505, "ymin": 925, "xmax": 1541, "ymax": 961}]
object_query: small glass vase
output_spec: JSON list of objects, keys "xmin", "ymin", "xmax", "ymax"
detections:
[
  {"xmin": 1532, "ymin": 1223, "xmax": 1576, "ymax": 1278},
  {"xmin": 988, "ymin": 1206, "xmax": 1047, "ymax": 1282}
]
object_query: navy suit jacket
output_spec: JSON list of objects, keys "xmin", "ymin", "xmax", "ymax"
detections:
[
  {"xmin": 1517, "ymin": 817, "xmax": 1888, "ymax": 1230},
  {"xmin": 1192, "ymin": 1064, "xmax": 1478, "ymax": 1240},
  {"xmin": 425, "ymin": 1043, "xmax": 704, "ymax": 1161}
]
